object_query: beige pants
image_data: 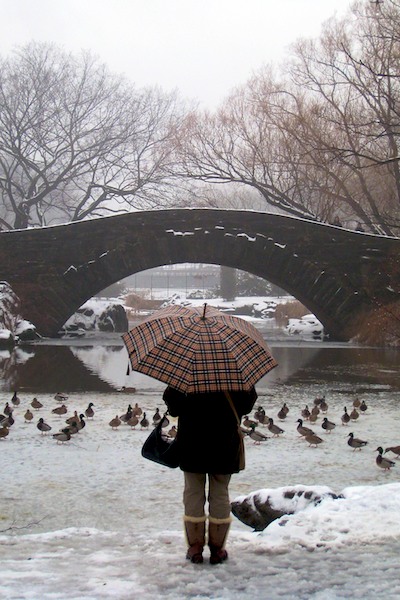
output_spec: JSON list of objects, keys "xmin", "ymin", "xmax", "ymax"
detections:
[{"xmin": 183, "ymin": 472, "xmax": 232, "ymax": 520}]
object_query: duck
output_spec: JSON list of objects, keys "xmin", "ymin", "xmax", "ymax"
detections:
[
  {"xmin": 347, "ymin": 432, "xmax": 368, "ymax": 451},
  {"xmin": 314, "ymin": 396, "xmax": 324, "ymax": 406},
  {"xmin": 349, "ymin": 408, "xmax": 359, "ymax": 421},
  {"xmin": 76, "ymin": 414, "xmax": 86, "ymax": 431},
  {"xmin": 353, "ymin": 398, "xmax": 361, "ymax": 408},
  {"xmin": 152, "ymin": 408, "xmax": 162, "ymax": 425},
  {"xmin": 267, "ymin": 418, "xmax": 284, "ymax": 437},
  {"xmin": 4, "ymin": 402, "xmax": 12, "ymax": 415},
  {"xmin": 309, "ymin": 412, "xmax": 318, "ymax": 423},
  {"xmin": 311, "ymin": 405, "xmax": 320, "ymax": 417},
  {"xmin": 109, "ymin": 415, "xmax": 122, "ymax": 430},
  {"xmin": 242, "ymin": 415, "xmax": 258, "ymax": 429},
  {"xmin": 321, "ymin": 417, "xmax": 336, "ymax": 433},
  {"xmin": 301, "ymin": 405, "xmax": 311, "ymax": 420},
  {"xmin": 341, "ymin": 407, "xmax": 350, "ymax": 426},
  {"xmin": 66, "ymin": 411, "xmax": 79, "ymax": 425},
  {"xmin": 320, "ymin": 399, "xmax": 328, "ymax": 413},
  {"xmin": 52, "ymin": 404, "xmax": 68, "ymax": 416},
  {"xmin": 37, "ymin": 418, "xmax": 52, "ymax": 435},
  {"xmin": 119, "ymin": 386, "xmax": 137, "ymax": 393},
  {"xmin": 132, "ymin": 403, "xmax": 143, "ymax": 417},
  {"xmin": 54, "ymin": 392, "xmax": 68, "ymax": 402},
  {"xmin": 140, "ymin": 413, "xmax": 149, "ymax": 429},
  {"xmin": 1, "ymin": 413, "xmax": 14, "ymax": 428},
  {"xmin": 53, "ymin": 428, "xmax": 72, "ymax": 444},
  {"xmin": 0, "ymin": 425, "xmax": 10, "ymax": 440},
  {"xmin": 296, "ymin": 419, "xmax": 314, "ymax": 438},
  {"xmin": 31, "ymin": 397, "xmax": 43, "ymax": 410},
  {"xmin": 120, "ymin": 405, "xmax": 133, "ymax": 423},
  {"xmin": 376, "ymin": 447, "xmax": 395, "ymax": 471},
  {"xmin": 248, "ymin": 423, "xmax": 269, "ymax": 444},
  {"xmin": 85, "ymin": 402, "xmax": 95, "ymax": 419},
  {"xmin": 305, "ymin": 433, "xmax": 324, "ymax": 447},
  {"xmin": 258, "ymin": 413, "xmax": 269, "ymax": 426},
  {"xmin": 384, "ymin": 446, "xmax": 400, "ymax": 459},
  {"xmin": 277, "ymin": 405, "xmax": 288, "ymax": 420},
  {"xmin": 127, "ymin": 415, "xmax": 139, "ymax": 429},
  {"xmin": 11, "ymin": 391, "xmax": 20, "ymax": 406},
  {"xmin": 168, "ymin": 425, "xmax": 177, "ymax": 438},
  {"xmin": 254, "ymin": 406, "xmax": 266, "ymax": 422},
  {"xmin": 359, "ymin": 400, "xmax": 368, "ymax": 414},
  {"xmin": 24, "ymin": 409, "xmax": 34, "ymax": 423}
]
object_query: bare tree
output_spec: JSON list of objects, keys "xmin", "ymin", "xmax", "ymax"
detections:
[{"xmin": 0, "ymin": 42, "xmax": 186, "ymax": 230}]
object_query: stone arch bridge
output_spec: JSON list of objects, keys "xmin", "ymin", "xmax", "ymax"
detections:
[{"xmin": 1, "ymin": 209, "xmax": 399, "ymax": 340}]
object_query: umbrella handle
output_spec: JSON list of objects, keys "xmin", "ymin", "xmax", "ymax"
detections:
[{"xmin": 202, "ymin": 303, "xmax": 207, "ymax": 320}]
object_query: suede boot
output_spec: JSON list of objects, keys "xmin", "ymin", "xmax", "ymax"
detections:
[
  {"xmin": 184, "ymin": 516, "xmax": 206, "ymax": 564},
  {"xmin": 208, "ymin": 517, "xmax": 231, "ymax": 565}
]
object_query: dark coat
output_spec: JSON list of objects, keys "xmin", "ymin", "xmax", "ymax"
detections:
[{"xmin": 163, "ymin": 386, "xmax": 257, "ymax": 474}]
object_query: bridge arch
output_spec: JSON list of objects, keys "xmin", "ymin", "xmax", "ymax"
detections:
[{"xmin": 0, "ymin": 208, "xmax": 399, "ymax": 340}]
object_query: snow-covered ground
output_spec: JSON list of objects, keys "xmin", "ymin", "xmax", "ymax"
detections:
[{"xmin": 1, "ymin": 370, "xmax": 400, "ymax": 599}]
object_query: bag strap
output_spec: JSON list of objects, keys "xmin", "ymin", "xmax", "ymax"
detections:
[{"xmin": 225, "ymin": 391, "xmax": 240, "ymax": 426}]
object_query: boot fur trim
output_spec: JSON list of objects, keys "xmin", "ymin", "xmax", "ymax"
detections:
[
  {"xmin": 208, "ymin": 516, "xmax": 232, "ymax": 525},
  {"xmin": 184, "ymin": 515, "xmax": 207, "ymax": 524}
]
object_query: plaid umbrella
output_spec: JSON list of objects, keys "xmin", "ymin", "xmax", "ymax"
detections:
[{"xmin": 122, "ymin": 303, "xmax": 278, "ymax": 394}]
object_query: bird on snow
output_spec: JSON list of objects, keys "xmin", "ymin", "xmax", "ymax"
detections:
[
  {"xmin": 109, "ymin": 415, "xmax": 122, "ymax": 430},
  {"xmin": 85, "ymin": 403, "xmax": 95, "ymax": 419},
  {"xmin": 384, "ymin": 446, "xmax": 400, "ymax": 459},
  {"xmin": 376, "ymin": 447, "xmax": 395, "ymax": 471},
  {"xmin": 152, "ymin": 408, "xmax": 162, "ymax": 425},
  {"xmin": 347, "ymin": 432, "xmax": 368, "ymax": 451},
  {"xmin": 54, "ymin": 392, "xmax": 68, "ymax": 402},
  {"xmin": 52, "ymin": 404, "xmax": 68, "ymax": 416},
  {"xmin": 353, "ymin": 398, "xmax": 361, "ymax": 408},
  {"xmin": 350, "ymin": 408, "xmax": 359, "ymax": 421},
  {"xmin": 31, "ymin": 398, "xmax": 43, "ymax": 410},
  {"xmin": 53, "ymin": 428, "xmax": 72, "ymax": 444},
  {"xmin": 0, "ymin": 425, "xmax": 10, "ymax": 440},
  {"xmin": 277, "ymin": 404, "xmax": 288, "ymax": 420},
  {"xmin": 242, "ymin": 415, "xmax": 258, "ymax": 429},
  {"xmin": 11, "ymin": 391, "xmax": 20, "ymax": 406},
  {"xmin": 321, "ymin": 417, "xmax": 336, "ymax": 433},
  {"xmin": 127, "ymin": 415, "xmax": 139, "ymax": 429},
  {"xmin": 37, "ymin": 418, "xmax": 52, "ymax": 435},
  {"xmin": 24, "ymin": 409, "xmax": 34, "ymax": 423},
  {"xmin": 140, "ymin": 413, "xmax": 149, "ymax": 429},
  {"xmin": 301, "ymin": 405, "xmax": 311, "ymax": 420},
  {"xmin": 247, "ymin": 423, "xmax": 269, "ymax": 445},
  {"xmin": 132, "ymin": 403, "xmax": 143, "ymax": 417},
  {"xmin": 305, "ymin": 433, "xmax": 324, "ymax": 447},
  {"xmin": 267, "ymin": 418, "xmax": 284, "ymax": 437},
  {"xmin": 359, "ymin": 400, "xmax": 368, "ymax": 414},
  {"xmin": 296, "ymin": 419, "xmax": 314, "ymax": 438},
  {"xmin": 341, "ymin": 407, "xmax": 350, "ymax": 426},
  {"xmin": 320, "ymin": 399, "xmax": 328, "ymax": 413}
]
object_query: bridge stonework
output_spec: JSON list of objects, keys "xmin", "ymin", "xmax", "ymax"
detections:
[{"xmin": 0, "ymin": 209, "xmax": 399, "ymax": 340}]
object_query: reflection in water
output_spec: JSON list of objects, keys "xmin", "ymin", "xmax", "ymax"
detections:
[{"xmin": 1, "ymin": 337, "xmax": 399, "ymax": 393}]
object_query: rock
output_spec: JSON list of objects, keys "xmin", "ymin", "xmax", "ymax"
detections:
[
  {"xmin": 231, "ymin": 485, "xmax": 343, "ymax": 531},
  {"xmin": 61, "ymin": 299, "xmax": 128, "ymax": 335},
  {"xmin": 0, "ymin": 282, "xmax": 38, "ymax": 345}
]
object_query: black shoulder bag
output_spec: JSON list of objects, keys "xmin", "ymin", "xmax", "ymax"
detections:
[{"xmin": 141, "ymin": 414, "xmax": 180, "ymax": 468}]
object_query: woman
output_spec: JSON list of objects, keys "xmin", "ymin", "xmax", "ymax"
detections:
[{"xmin": 163, "ymin": 385, "xmax": 257, "ymax": 565}]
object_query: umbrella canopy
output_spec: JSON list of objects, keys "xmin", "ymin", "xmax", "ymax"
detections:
[{"xmin": 122, "ymin": 303, "xmax": 278, "ymax": 394}]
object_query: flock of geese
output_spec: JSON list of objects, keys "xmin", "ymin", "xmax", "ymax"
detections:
[
  {"xmin": 240, "ymin": 396, "xmax": 399, "ymax": 471},
  {"xmin": 0, "ymin": 392, "xmax": 177, "ymax": 444},
  {"xmin": 1, "ymin": 391, "xmax": 399, "ymax": 471}
]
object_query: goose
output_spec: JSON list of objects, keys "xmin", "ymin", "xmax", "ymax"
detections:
[
  {"xmin": 347, "ymin": 432, "xmax": 368, "ymax": 451},
  {"xmin": 301, "ymin": 405, "xmax": 311, "ymax": 420},
  {"xmin": 376, "ymin": 447, "xmax": 395, "ymax": 471},
  {"xmin": 109, "ymin": 415, "xmax": 122, "ymax": 430},
  {"xmin": 384, "ymin": 446, "xmax": 400, "ymax": 459},
  {"xmin": 24, "ymin": 409, "xmax": 34, "ymax": 423},
  {"xmin": 31, "ymin": 398, "xmax": 43, "ymax": 410},
  {"xmin": 53, "ymin": 428, "xmax": 72, "ymax": 444},
  {"xmin": 296, "ymin": 419, "xmax": 314, "ymax": 438},
  {"xmin": 321, "ymin": 417, "xmax": 336, "ymax": 433},
  {"xmin": 37, "ymin": 418, "xmax": 52, "ymax": 435},
  {"xmin": 267, "ymin": 418, "xmax": 284, "ymax": 437},
  {"xmin": 305, "ymin": 433, "xmax": 324, "ymax": 447},
  {"xmin": 248, "ymin": 423, "xmax": 269, "ymax": 445},
  {"xmin": 341, "ymin": 407, "xmax": 350, "ymax": 426},
  {"xmin": 85, "ymin": 403, "xmax": 95, "ymax": 419},
  {"xmin": 52, "ymin": 404, "xmax": 68, "ymax": 416}
]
